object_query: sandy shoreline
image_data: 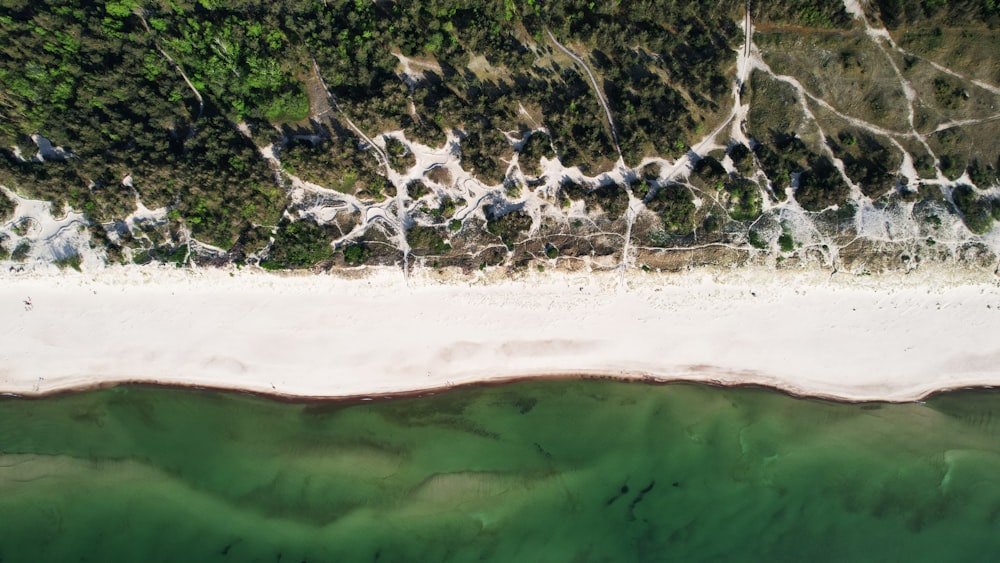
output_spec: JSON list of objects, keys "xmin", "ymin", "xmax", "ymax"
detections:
[{"xmin": 1, "ymin": 264, "xmax": 999, "ymax": 402}]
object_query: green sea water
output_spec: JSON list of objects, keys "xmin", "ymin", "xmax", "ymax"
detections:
[{"xmin": 2, "ymin": 380, "xmax": 1000, "ymax": 562}]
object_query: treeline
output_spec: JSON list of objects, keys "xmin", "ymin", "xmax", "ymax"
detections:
[
  {"xmin": 872, "ymin": 0, "xmax": 1000, "ymax": 29},
  {"xmin": 750, "ymin": 0, "xmax": 853, "ymax": 28}
]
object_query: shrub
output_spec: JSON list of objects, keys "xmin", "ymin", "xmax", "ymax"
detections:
[
  {"xmin": 968, "ymin": 161, "xmax": 998, "ymax": 188},
  {"xmin": 407, "ymin": 180, "xmax": 430, "ymax": 199},
  {"xmin": 260, "ymin": 219, "xmax": 335, "ymax": 269},
  {"xmin": 385, "ymin": 137, "xmax": 415, "ymax": 172},
  {"xmin": 647, "ymin": 184, "xmax": 695, "ymax": 234},
  {"xmin": 343, "ymin": 243, "xmax": 370, "ymax": 265},
  {"xmin": 703, "ymin": 214, "xmax": 721, "ymax": 233},
  {"xmin": 778, "ymin": 233, "xmax": 794, "ymax": 252},
  {"xmin": 692, "ymin": 156, "xmax": 727, "ymax": 183},
  {"xmin": 939, "ymin": 154, "xmax": 967, "ymax": 181},
  {"xmin": 11, "ymin": 241, "xmax": 30, "ymax": 261},
  {"xmin": 0, "ymin": 190, "xmax": 14, "ymax": 222},
  {"xmin": 951, "ymin": 185, "xmax": 995, "ymax": 234},
  {"xmin": 725, "ymin": 178, "xmax": 762, "ymax": 221},
  {"xmin": 795, "ymin": 157, "xmax": 849, "ymax": 211},
  {"xmin": 430, "ymin": 197, "xmax": 464, "ymax": 220},
  {"xmin": 837, "ymin": 202, "xmax": 857, "ymax": 221},
  {"xmin": 485, "ymin": 206, "xmax": 531, "ymax": 249},
  {"xmin": 407, "ymin": 225, "xmax": 452, "ymax": 254},
  {"xmin": 518, "ymin": 131, "xmax": 554, "ymax": 176},
  {"xmin": 728, "ymin": 143, "xmax": 754, "ymax": 176}
]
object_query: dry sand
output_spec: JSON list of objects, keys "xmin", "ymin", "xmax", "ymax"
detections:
[{"xmin": 1, "ymin": 264, "xmax": 998, "ymax": 402}]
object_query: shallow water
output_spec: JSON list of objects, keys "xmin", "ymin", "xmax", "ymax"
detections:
[{"xmin": 1, "ymin": 380, "xmax": 1000, "ymax": 561}]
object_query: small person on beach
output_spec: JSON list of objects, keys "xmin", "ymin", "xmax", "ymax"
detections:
[{"xmin": 23, "ymin": 297, "xmax": 32, "ymax": 311}]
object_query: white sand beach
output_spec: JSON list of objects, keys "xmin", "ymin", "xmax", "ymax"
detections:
[{"xmin": 1, "ymin": 264, "xmax": 998, "ymax": 402}]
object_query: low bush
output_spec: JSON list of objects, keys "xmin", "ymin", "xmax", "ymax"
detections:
[
  {"xmin": 951, "ymin": 185, "xmax": 995, "ymax": 234},
  {"xmin": 260, "ymin": 219, "xmax": 335, "ymax": 269}
]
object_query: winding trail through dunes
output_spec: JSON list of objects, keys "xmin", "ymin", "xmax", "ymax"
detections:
[
  {"xmin": 1, "ymin": 266, "xmax": 998, "ymax": 403},
  {"xmin": 139, "ymin": 15, "xmax": 204, "ymax": 121},
  {"xmin": 311, "ymin": 59, "xmax": 413, "ymax": 283},
  {"xmin": 547, "ymin": 30, "xmax": 623, "ymax": 161},
  {"xmin": 659, "ymin": 3, "xmax": 752, "ymax": 183}
]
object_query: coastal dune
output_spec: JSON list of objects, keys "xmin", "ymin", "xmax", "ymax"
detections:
[{"xmin": 1, "ymin": 265, "xmax": 998, "ymax": 402}]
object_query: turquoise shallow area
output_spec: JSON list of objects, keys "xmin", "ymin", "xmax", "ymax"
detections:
[{"xmin": 2, "ymin": 380, "xmax": 1000, "ymax": 561}]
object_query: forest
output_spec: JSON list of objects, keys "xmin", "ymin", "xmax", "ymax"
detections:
[{"xmin": 0, "ymin": 0, "xmax": 998, "ymax": 271}]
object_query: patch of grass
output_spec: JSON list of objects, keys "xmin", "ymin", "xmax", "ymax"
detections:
[
  {"xmin": 748, "ymin": 230, "xmax": 767, "ymax": 249},
  {"xmin": 426, "ymin": 166, "xmax": 452, "ymax": 186},
  {"xmin": 55, "ymin": 253, "xmax": 82, "ymax": 271},
  {"xmin": 648, "ymin": 229, "xmax": 670, "ymax": 247},
  {"xmin": 264, "ymin": 87, "xmax": 311, "ymax": 124},
  {"xmin": 11, "ymin": 241, "xmax": 30, "ymax": 261},
  {"xmin": 505, "ymin": 179, "xmax": 523, "ymax": 199}
]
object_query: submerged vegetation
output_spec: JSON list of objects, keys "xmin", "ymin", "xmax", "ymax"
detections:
[
  {"xmin": 7, "ymin": 382, "xmax": 1000, "ymax": 561},
  {"xmin": 0, "ymin": 0, "xmax": 999, "ymax": 272}
]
